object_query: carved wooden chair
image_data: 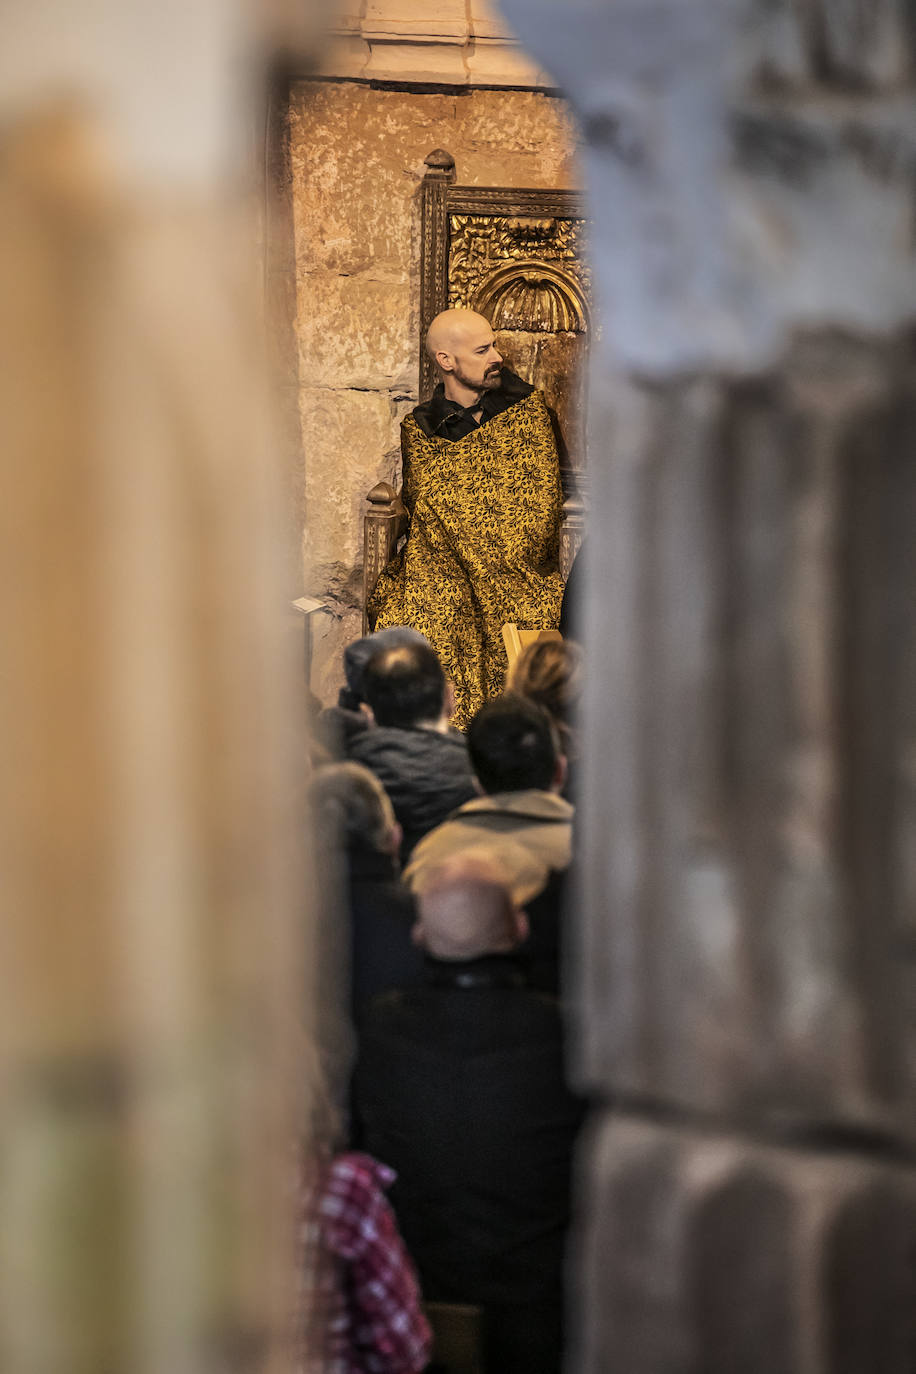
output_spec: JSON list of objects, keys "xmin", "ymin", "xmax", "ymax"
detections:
[
  {"xmin": 363, "ymin": 149, "xmax": 589, "ymax": 632},
  {"xmin": 501, "ymin": 624, "xmax": 563, "ymax": 675}
]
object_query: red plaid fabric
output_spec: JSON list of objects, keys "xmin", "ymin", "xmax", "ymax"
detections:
[{"xmin": 318, "ymin": 1152, "xmax": 432, "ymax": 1374}]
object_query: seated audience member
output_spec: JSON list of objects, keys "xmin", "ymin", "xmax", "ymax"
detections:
[
  {"xmin": 354, "ymin": 853, "xmax": 584, "ymax": 1374},
  {"xmin": 297, "ymin": 1051, "xmax": 432, "ymax": 1374},
  {"xmin": 316, "ymin": 626, "xmax": 432, "ymax": 761},
  {"xmin": 507, "ymin": 636, "xmax": 583, "ymax": 795},
  {"xmin": 404, "ymin": 693, "xmax": 572, "ymax": 991},
  {"xmin": 310, "ymin": 762, "xmax": 424, "ymax": 1028},
  {"xmin": 313, "ymin": 1154, "xmax": 432, "ymax": 1374},
  {"xmin": 349, "ymin": 641, "xmax": 477, "ymax": 861}
]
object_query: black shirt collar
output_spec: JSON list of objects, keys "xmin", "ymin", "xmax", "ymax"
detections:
[{"xmin": 412, "ymin": 367, "xmax": 534, "ymax": 439}]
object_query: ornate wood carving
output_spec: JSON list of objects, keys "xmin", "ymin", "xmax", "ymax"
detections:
[
  {"xmin": 362, "ymin": 482, "xmax": 407, "ymax": 633},
  {"xmin": 560, "ymin": 489, "xmax": 586, "ymax": 581},
  {"xmin": 448, "ymin": 214, "xmax": 590, "ymax": 334},
  {"xmin": 419, "ymin": 155, "xmax": 586, "ymax": 402},
  {"xmin": 419, "ymin": 149, "xmax": 456, "ymax": 402}
]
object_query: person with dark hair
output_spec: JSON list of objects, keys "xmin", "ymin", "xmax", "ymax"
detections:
[
  {"xmin": 404, "ymin": 694, "xmax": 573, "ymax": 993},
  {"xmin": 348, "ymin": 642, "xmax": 476, "ymax": 862},
  {"xmin": 315, "ymin": 626, "xmax": 432, "ymax": 761},
  {"xmin": 465, "ymin": 691, "xmax": 561, "ymax": 794},
  {"xmin": 362, "ymin": 642, "xmax": 447, "ymax": 730},
  {"xmin": 354, "ymin": 852, "xmax": 583, "ymax": 1374}
]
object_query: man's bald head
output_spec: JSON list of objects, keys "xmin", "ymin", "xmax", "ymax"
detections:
[
  {"xmin": 425, "ymin": 309, "xmax": 492, "ymax": 360},
  {"xmin": 425, "ymin": 309, "xmax": 504, "ymax": 403},
  {"xmin": 413, "ymin": 849, "xmax": 527, "ymax": 961}
]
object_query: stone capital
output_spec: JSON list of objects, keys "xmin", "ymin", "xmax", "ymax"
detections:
[{"xmin": 321, "ymin": 0, "xmax": 553, "ymax": 88}]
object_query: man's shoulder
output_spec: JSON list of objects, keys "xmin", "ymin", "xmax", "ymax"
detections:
[
  {"xmin": 403, "ymin": 814, "xmax": 469, "ymax": 877},
  {"xmin": 458, "ymin": 790, "xmax": 574, "ymax": 823},
  {"xmin": 350, "ymin": 724, "xmax": 469, "ymax": 771}
]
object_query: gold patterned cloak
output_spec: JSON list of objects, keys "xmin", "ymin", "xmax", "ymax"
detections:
[{"xmin": 368, "ymin": 389, "xmax": 564, "ymax": 729}]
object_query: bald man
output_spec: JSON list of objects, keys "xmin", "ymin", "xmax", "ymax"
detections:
[
  {"xmin": 353, "ymin": 850, "xmax": 584, "ymax": 1374},
  {"xmin": 368, "ymin": 309, "xmax": 565, "ymax": 728},
  {"xmin": 418, "ymin": 309, "xmax": 519, "ymax": 438}
]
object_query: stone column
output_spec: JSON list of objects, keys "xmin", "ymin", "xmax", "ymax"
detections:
[
  {"xmin": 500, "ymin": 1, "xmax": 916, "ymax": 1369},
  {"xmin": 0, "ymin": 5, "xmax": 323, "ymax": 1372}
]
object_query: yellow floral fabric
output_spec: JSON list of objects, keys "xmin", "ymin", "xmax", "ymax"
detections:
[{"xmin": 369, "ymin": 389, "xmax": 564, "ymax": 729}]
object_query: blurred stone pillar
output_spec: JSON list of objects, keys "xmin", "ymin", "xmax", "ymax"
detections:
[
  {"xmin": 500, "ymin": 1, "xmax": 916, "ymax": 1369},
  {"xmin": 0, "ymin": 4, "xmax": 326, "ymax": 1373}
]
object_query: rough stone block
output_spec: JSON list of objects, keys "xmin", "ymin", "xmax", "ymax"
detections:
[
  {"xmin": 289, "ymin": 85, "xmax": 432, "ymax": 278},
  {"xmin": 577, "ymin": 1114, "xmax": 916, "ymax": 1374},
  {"xmin": 455, "ymin": 91, "xmax": 581, "ymax": 185},
  {"xmin": 573, "ymin": 348, "xmax": 916, "ymax": 1138},
  {"xmin": 295, "ymin": 272, "xmax": 414, "ymax": 391},
  {"xmin": 299, "ymin": 386, "xmax": 401, "ymax": 576},
  {"xmin": 309, "ymin": 602, "xmax": 365, "ymax": 706}
]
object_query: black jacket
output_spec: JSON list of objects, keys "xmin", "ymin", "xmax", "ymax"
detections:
[
  {"xmin": 411, "ymin": 367, "xmax": 534, "ymax": 441},
  {"xmin": 347, "ymin": 725, "xmax": 477, "ymax": 861},
  {"xmin": 315, "ymin": 703, "xmax": 370, "ymax": 761},
  {"xmin": 354, "ymin": 955, "xmax": 584, "ymax": 1311},
  {"xmin": 347, "ymin": 844, "xmax": 424, "ymax": 1026}
]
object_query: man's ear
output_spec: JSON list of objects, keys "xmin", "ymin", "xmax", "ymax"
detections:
[
  {"xmin": 551, "ymin": 753, "xmax": 568, "ymax": 794},
  {"xmin": 359, "ymin": 701, "xmax": 375, "ymax": 723},
  {"xmin": 411, "ymin": 920, "xmax": 426, "ymax": 948},
  {"xmin": 435, "ymin": 349, "xmax": 454, "ymax": 375},
  {"xmin": 443, "ymin": 680, "xmax": 456, "ymax": 722},
  {"xmin": 514, "ymin": 909, "xmax": 530, "ymax": 944}
]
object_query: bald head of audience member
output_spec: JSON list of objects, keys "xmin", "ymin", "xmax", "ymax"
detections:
[
  {"xmin": 425, "ymin": 308, "xmax": 503, "ymax": 404},
  {"xmin": 413, "ymin": 851, "xmax": 528, "ymax": 961}
]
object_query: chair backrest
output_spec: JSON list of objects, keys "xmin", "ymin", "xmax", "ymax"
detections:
[
  {"xmin": 363, "ymin": 154, "xmax": 589, "ymax": 623},
  {"xmin": 419, "ymin": 148, "xmax": 590, "ymax": 481},
  {"xmin": 502, "ymin": 623, "xmax": 563, "ymax": 673}
]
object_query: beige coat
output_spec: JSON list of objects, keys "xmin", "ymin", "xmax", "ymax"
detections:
[{"xmin": 403, "ymin": 790, "xmax": 573, "ymax": 904}]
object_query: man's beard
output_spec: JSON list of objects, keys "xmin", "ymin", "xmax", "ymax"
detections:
[{"xmin": 453, "ymin": 361, "xmax": 502, "ymax": 394}]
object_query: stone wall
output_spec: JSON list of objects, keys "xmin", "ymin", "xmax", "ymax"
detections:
[{"xmin": 290, "ymin": 79, "xmax": 580, "ymax": 700}]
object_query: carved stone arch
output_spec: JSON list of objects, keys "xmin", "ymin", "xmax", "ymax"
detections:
[{"xmin": 473, "ymin": 261, "xmax": 590, "ymax": 336}]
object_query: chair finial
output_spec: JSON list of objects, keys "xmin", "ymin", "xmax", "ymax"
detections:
[{"xmin": 424, "ymin": 148, "xmax": 456, "ymax": 183}]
